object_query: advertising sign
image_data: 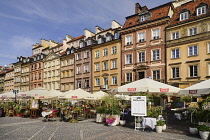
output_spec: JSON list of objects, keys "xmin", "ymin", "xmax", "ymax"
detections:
[{"xmin": 131, "ymin": 96, "xmax": 147, "ymax": 116}]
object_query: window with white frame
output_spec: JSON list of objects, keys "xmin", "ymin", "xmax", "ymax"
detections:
[
  {"xmin": 76, "ymin": 53, "xmax": 81, "ymax": 60},
  {"xmin": 152, "ymin": 49, "xmax": 160, "ymax": 61},
  {"xmin": 87, "ymin": 40, "xmax": 91, "ymax": 46},
  {"xmin": 126, "ymin": 35, "xmax": 132, "ymax": 45},
  {"xmin": 126, "ymin": 54, "xmax": 132, "ymax": 64},
  {"xmin": 103, "ymin": 61, "xmax": 108, "ymax": 70},
  {"xmin": 84, "ymin": 51, "xmax": 89, "ymax": 58},
  {"xmin": 153, "ymin": 70, "xmax": 160, "ymax": 80},
  {"xmin": 112, "ymin": 76, "xmax": 117, "ymax": 85},
  {"xmin": 112, "ymin": 60, "xmax": 117, "ymax": 69},
  {"xmin": 189, "ymin": 27, "xmax": 197, "ymax": 36},
  {"xmin": 112, "ymin": 46, "xmax": 117, "ymax": 54},
  {"xmin": 95, "ymin": 50, "xmax": 99, "ymax": 58},
  {"xmin": 140, "ymin": 15, "xmax": 147, "ymax": 22},
  {"xmin": 208, "ymin": 42, "xmax": 210, "ymax": 53},
  {"xmin": 85, "ymin": 79, "xmax": 90, "ymax": 88},
  {"xmin": 138, "ymin": 32, "xmax": 145, "ymax": 42},
  {"xmin": 180, "ymin": 11, "xmax": 189, "ymax": 21},
  {"xmin": 208, "ymin": 63, "xmax": 210, "ymax": 75},
  {"xmin": 114, "ymin": 32, "xmax": 119, "ymax": 39},
  {"xmin": 189, "ymin": 65, "xmax": 198, "ymax": 77},
  {"xmin": 95, "ymin": 78, "xmax": 100, "ymax": 86},
  {"xmin": 103, "ymin": 48, "xmax": 108, "ymax": 56},
  {"xmin": 188, "ymin": 45, "xmax": 198, "ymax": 56},
  {"xmin": 77, "ymin": 66, "xmax": 81, "ymax": 74},
  {"xmin": 95, "ymin": 63, "xmax": 100, "ymax": 71},
  {"xmin": 138, "ymin": 52, "xmax": 145, "ymax": 62},
  {"xmin": 77, "ymin": 80, "xmax": 81, "ymax": 88},
  {"xmin": 126, "ymin": 73, "xmax": 132, "ymax": 82},
  {"xmin": 152, "ymin": 28, "xmax": 160, "ymax": 39},
  {"xmin": 172, "ymin": 32, "xmax": 179, "ymax": 40},
  {"xmin": 98, "ymin": 38, "xmax": 102, "ymax": 44},
  {"xmin": 106, "ymin": 35, "xmax": 111, "ymax": 42},
  {"xmin": 70, "ymin": 58, "xmax": 74, "ymax": 65},
  {"xmin": 84, "ymin": 65, "xmax": 89, "ymax": 73},
  {"xmin": 172, "ymin": 67, "xmax": 180, "ymax": 78},
  {"xmin": 197, "ymin": 6, "xmax": 206, "ymax": 16},
  {"xmin": 171, "ymin": 49, "xmax": 180, "ymax": 58}
]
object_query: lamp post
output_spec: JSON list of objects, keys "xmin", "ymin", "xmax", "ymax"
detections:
[{"xmin": 13, "ymin": 89, "xmax": 19, "ymax": 103}]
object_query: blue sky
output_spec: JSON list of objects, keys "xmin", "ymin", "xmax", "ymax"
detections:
[{"xmin": 0, "ymin": 0, "xmax": 172, "ymax": 67}]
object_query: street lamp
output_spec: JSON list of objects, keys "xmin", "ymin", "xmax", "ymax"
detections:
[{"xmin": 13, "ymin": 89, "xmax": 19, "ymax": 103}]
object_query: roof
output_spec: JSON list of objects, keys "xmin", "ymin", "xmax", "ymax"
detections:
[
  {"xmin": 60, "ymin": 51, "xmax": 66, "ymax": 56},
  {"xmin": 67, "ymin": 35, "xmax": 85, "ymax": 43},
  {"xmin": 50, "ymin": 43, "xmax": 63, "ymax": 49},
  {"xmin": 123, "ymin": 2, "xmax": 172, "ymax": 29},
  {"xmin": 169, "ymin": 0, "xmax": 210, "ymax": 26}
]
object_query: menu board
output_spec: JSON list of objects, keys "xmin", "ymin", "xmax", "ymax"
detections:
[{"xmin": 131, "ymin": 96, "xmax": 147, "ymax": 116}]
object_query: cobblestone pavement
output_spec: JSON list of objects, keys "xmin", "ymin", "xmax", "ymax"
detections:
[{"xmin": 0, "ymin": 117, "xmax": 201, "ymax": 140}]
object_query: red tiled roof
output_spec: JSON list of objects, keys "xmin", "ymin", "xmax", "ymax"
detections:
[
  {"xmin": 123, "ymin": 2, "xmax": 172, "ymax": 29},
  {"xmin": 169, "ymin": 0, "xmax": 210, "ymax": 26},
  {"xmin": 60, "ymin": 51, "xmax": 66, "ymax": 56},
  {"xmin": 67, "ymin": 35, "xmax": 85, "ymax": 43}
]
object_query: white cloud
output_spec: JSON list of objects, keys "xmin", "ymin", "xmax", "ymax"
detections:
[{"xmin": 0, "ymin": 13, "xmax": 31, "ymax": 22}]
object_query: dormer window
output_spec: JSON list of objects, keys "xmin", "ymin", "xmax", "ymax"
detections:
[
  {"xmin": 180, "ymin": 9, "xmax": 189, "ymax": 21},
  {"xmin": 139, "ymin": 11, "xmax": 151, "ymax": 22},
  {"xmin": 79, "ymin": 41, "xmax": 85, "ymax": 48},
  {"xmin": 196, "ymin": 3, "xmax": 207, "ymax": 16},
  {"xmin": 27, "ymin": 58, "xmax": 30, "ymax": 62},
  {"xmin": 87, "ymin": 39, "xmax": 92, "ymax": 46},
  {"xmin": 67, "ymin": 50, "xmax": 70, "ymax": 55},
  {"xmin": 34, "ymin": 57, "xmax": 36, "ymax": 61},
  {"xmin": 23, "ymin": 59, "xmax": 26, "ymax": 63},
  {"xmin": 114, "ymin": 32, "xmax": 119, "ymax": 39},
  {"xmin": 71, "ymin": 47, "xmax": 75, "ymax": 53},
  {"xmin": 41, "ymin": 54, "xmax": 44, "ymax": 59},
  {"xmin": 106, "ymin": 32, "xmax": 112, "ymax": 42},
  {"xmin": 97, "ymin": 35, "xmax": 104, "ymax": 44}
]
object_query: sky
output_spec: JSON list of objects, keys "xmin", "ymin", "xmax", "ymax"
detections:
[{"xmin": 0, "ymin": 0, "xmax": 172, "ymax": 67}]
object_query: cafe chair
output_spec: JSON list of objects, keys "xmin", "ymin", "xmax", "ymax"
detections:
[{"xmin": 47, "ymin": 110, "xmax": 58, "ymax": 121}]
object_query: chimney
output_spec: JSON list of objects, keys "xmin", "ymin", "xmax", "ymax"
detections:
[{"xmin": 135, "ymin": 3, "xmax": 141, "ymax": 14}]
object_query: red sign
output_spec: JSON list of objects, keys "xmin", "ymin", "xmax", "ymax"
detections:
[
  {"xmin": 160, "ymin": 88, "xmax": 169, "ymax": 92},
  {"xmin": 189, "ymin": 90, "xmax": 197, "ymax": 94},
  {"xmin": 127, "ymin": 88, "xmax": 136, "ymax": 91},
  {"xmin": 2, "ymin": 95, "xmax": 7, "ymax": 97},
  {"xmin": 21, "ymin": 94, "xmax": 26, "ymax": 96},
  {"xmin": 39, "ymin": 96, "xmax": 45, "ymax": 98},
  {"xmin": 72, "ymin": 96, "xmax": 78, "ymax": 98}
]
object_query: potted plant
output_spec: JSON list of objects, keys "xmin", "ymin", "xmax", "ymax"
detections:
[
  {"xmin": 187, "ymin": 107, "xmax": 198, "ymax": 134},
  {"xmin": 106, "ymin": 115, "xmax": 116, "ymax": 126},
  {"xmin": 119, "ymin": 104, "xmax": 127, "ymax": 125},
  {"xmin": 96, "ymin": 106, "xmax": 106, "ymax": 123},
  {"xmin": 155, "ymin": 120, "xmax": 165, "ymax": 133},
  {"xmin": 14, "ymin": 105, "xmax": 21, "ymax": 117},
  {"xmin": 197, "ymin": 125, "xmax": 210, "ymax": 140}
]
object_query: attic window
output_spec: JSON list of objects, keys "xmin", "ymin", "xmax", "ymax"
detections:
[
  {"xmin": 180, "ymin": 9, "xmax": 190, "ymax": 21},
  {"xmin": 129, "ymin": 22, "xmax": 132, "ymax": 25},
  {"xmin": 196, "ymin": 3, "xmax": 207, "ymax": 16},
  {"xmin": 139, "ymin": 12, "xmax": 151, "ymax": 22},
  {"xmin": 106, "ymin": 32, "xmax": 112, "ymax": 42}
]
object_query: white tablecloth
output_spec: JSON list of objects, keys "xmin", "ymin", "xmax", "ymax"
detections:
[
  {"xmin": 41, "ymin": 111, "xmax": 53, "ymax": 117},
  {"xmin": 142, "ymin": 117, "xmax": 157, "ymax": 129}
]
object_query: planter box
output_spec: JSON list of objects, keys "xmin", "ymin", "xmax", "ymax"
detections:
[
  {"xmin": 106, "ymin": 115, "xmax": 120, "ymax": 126},
  {"xmin": 96, "ymin": 113, "xmax": 106, "ymax": 123}
]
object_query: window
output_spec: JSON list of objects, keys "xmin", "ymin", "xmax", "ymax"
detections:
[
  {"xmin": 76, "ymin": 53, "xmax": 81, "ymax": 60},
  {"xmin": 114, "ymin": 32, "xmax": 119, "ymax": 39},
  {"xmin": 98, "ymin": 38, "xmax": 102, "ymax": 44},
  {"xmin": 140, "ymin": 15, "xmax": 147, "ymax": 22},
  {"xmin": 197, "ymin": 6, "xmax": 206, "ymax": 16},
  {"xmin": 95, "ymin": 50, "xmax": 100, "ymax": 58},
  {"xmin": 208, "ymin": 42, "xmax": 210, "ymax": 53},
  {"xmin": 112, "ymin": 46, "xmax": 117, "ymax": 54},
  {"xmin": 79, "ymin": 41, "xmax": 84, "ymax": 48},
  {"xmin": 95, "ymin": 63, "xmax": 100, "ymax": 71},
  {"xmin": 138, "ymin": 52, "xmax": 145, "ymax": 62},
  {"xmin": 172, "ymin": 32, "xmax": 179, "ymax": 40},
  {"xmin": 95, "ymin": 78, "xmax": 100, "ymax": 86},
  {"xmin": 152, "ymin": 49, "xmax": 160, "ymax": 61},
  {"xmin": 85, "ymin": 79, "xmax": 90, "ymax": 88},
  {"xmin": 103, "ymin": 48, "xmax": 108, "ymax": 56},
  {"xmin": 77, "ymin": 80, "xmax": 81, "ymax": 88},
  {"xmin": 171, "ymin": 49, "xmax": 180, "ymax": 58},
  {"xmin": 172, "ymin": 67, "xmax": 180, "ymax": 78},
  {"xmin": 87, "ymin": 40, "xmax": 91, "ymax": 46},
  {"xmin": 126, "ymin": 73, "xmax": 132, "ymax": 82},
  {"xmin": 77, "ymin": 66, "xmax": 81, "ymax": 74},
  {"xmin": 112, "ymin": 76, "xmax": 117, "ymax": 85},
  {"xmin": 84, "ymin": 65, "xmax": 89, "ymax": 73},
  {"xmin": 103, "ymin": 61, "xmax": 108, "ymax": 70},
  {"xmin": 106, "ymin": 35, "xmax": 111, "ymax": 42},
  {"xmin": 208, "ymin": 63, "xmax": 210, "ymax": 75},
  {"xmin": 126, "ymin": 54, "xmax": 132, "ymax": 64},
  {"xmin": 180, "ymin": 11, "xmax": 189, "ymax": 21},
  {"xmin": 126, "ymin": 35, "xmax": 132, "ymax": 45},
  {"xmin": 152, "ymin": 28, "xmax": 160, "ymax": 39},
  {"xmin": 138, "ymin": 32, "xmax": 145, "ymax": 42},
  {"xmin": 188, "ymin": 45, "xmax": 198, "ymax": 56},
  {"xmin": 84, "ymin": 51, "xmax": 89, "ymax": 58},
  {"xmin": 153, "ymin": 70, "xmax": 160, "ymax": 80},
  {"xmin": 112, "ymin": 60, "xmax": 117, "ymax": 69},
  {"xmin": 189, "ymin": 65, "xmax": 198, "ymax": 77},
  {"xmin": 189, "ymin": 27, "xmax": 197, "ymax": 36}
]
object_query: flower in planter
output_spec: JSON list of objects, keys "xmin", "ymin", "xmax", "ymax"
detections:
[{"xmin": 106, "ymin": 115, "xmax": 116, "ymax": 124}]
